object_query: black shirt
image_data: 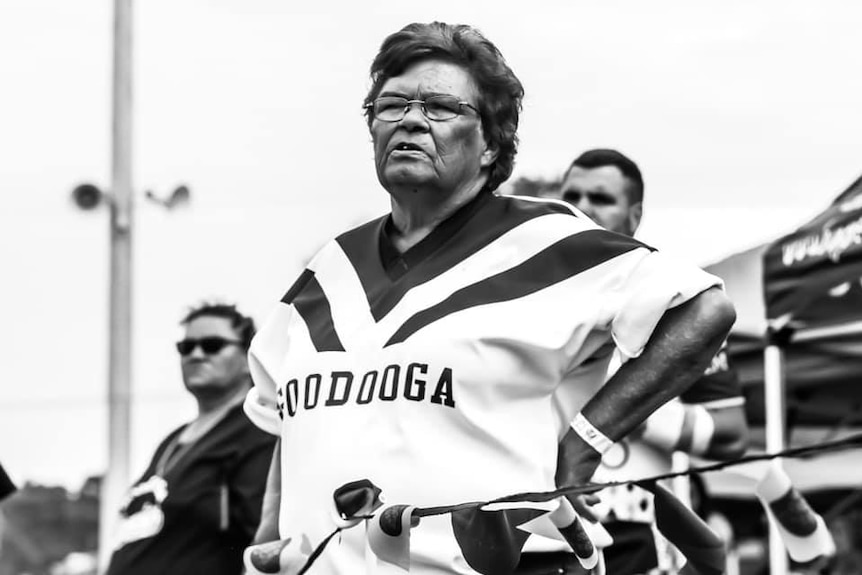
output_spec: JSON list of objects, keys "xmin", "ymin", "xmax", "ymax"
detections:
[{"xmin": 106, "ymin": 404, "xmax": 275, "ymax": 575}]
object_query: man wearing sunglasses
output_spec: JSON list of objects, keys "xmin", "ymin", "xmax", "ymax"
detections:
[{"xmin": 106, "ymin": 303, "xmax": 276, "ymax": 575}]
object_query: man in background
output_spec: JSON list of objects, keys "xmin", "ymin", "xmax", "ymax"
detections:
[
  {"xmin": 106, "ymin": 303, "xmax": 276, "ymax": 575},
  {"xmin": 518, "ymin": 148, "xmax": 749, "ymax": 574}
]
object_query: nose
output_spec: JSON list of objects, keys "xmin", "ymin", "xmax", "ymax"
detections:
[
  {"xmin": 186, "ymin": 344, "xmax": 206, "ymax": 360},
  {"xmin": 399, "ymin": 102, "xmax": 429, "ymax": 130}
]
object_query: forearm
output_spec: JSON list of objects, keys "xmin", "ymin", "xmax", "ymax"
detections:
[
  {"xmin": 557, "ymin": 288, "xmax": 735, "ymax": 490},
  {"xmin": 252, "ymin": 439, "xmax": 282, "ymax": 544},
  {"xmin": 581, "ymin": 286, "xmax": 735, "ymax": 442}
]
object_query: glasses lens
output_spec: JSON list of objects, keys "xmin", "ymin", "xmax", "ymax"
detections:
[
  {"xmin": 176, "ymin": 337, "xmax": 237, "ymax": 355},
  {"xmin": 176, "ymin": 339, "xmax": 195, "ymax": 355},
  {"xmin": 373, "ymin": 97, "xmax": 408, "ymax": 122},
  {"xmin": 423, "ymin": 96, "xmax": 462, "ymax": 120},
  {"xmin": 199, "ymin": 337, "xmax": 230, "ymax": 354}
]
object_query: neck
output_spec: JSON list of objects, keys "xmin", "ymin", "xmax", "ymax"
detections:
[
  {"xmin": 195, "ymin": 382, "xmax": 248, "ymax": 417},
  {"xmin": 389, "ymin": 177, "xmax": 486, "ymax": 253}
]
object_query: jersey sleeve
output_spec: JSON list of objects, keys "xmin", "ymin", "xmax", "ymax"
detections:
[
  {"xmin": 607, "ymin": 249, "xmax": 724, "ymax": 360},
  {"xmin": 679, "ymin": 341, "xmax": 745, "ymax": 408},
  {"xmin": 244, "ymin": 303, "xmax": 295, "ymax": 436}
]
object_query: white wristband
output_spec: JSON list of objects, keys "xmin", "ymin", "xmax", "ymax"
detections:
[{"xmin": 571, "ymin": 413, "xmax": 613, "ymax": 455}]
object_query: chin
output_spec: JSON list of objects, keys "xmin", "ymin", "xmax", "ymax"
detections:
[
  {"xmin": 184, "ymin": 380, "xmax": 213, "ymax": 392},
  {"xmin": 382, "ymin": 168, "xmax": 435, "ymax": 188}
]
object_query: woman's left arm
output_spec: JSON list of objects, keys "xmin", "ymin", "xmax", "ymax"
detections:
[{"xmin": 556, "ymin": 286, "xmax": 736, "ymax": 499}]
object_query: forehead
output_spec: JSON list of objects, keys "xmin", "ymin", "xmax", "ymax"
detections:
[
  {"xmin": 183, "ymin": 315, "xmax": 237, "ymax": 339},
  {"xmin": 561, "ymin": 166, "xmax": 630, "ymax": 201},
  {"xmin": 379, "ymin": 59, "xmax": 479, "ymax": 102}
]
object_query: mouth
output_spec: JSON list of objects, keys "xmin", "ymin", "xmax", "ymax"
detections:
[{"xmin": 390, "ymin": 142, "xmax": 425, "ymax": 154}]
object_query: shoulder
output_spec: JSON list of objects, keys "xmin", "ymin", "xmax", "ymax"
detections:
[
  {"xmin": 274, "ymin": 215, "xmax": 387, "ymax": 307},
  {"xmin": 155, "ymin": 424, "xmax": 186, "ymax": 452},
  {"xmin": 493, "ymin": 194, "xmax": 648, "ymax": 246},
  {"xmin": 222, "ymin": 404, "xmax": 278, "ymax": 448},
  {"xmin": 487, "ymin": 193, "xmax": 591, "ymax": 233},
  {"xmin": 472, "ymin": 194, "xmax": 654, "ymax": 288},
  {"xmin": 335, "ymin": 214, "xmax": 388, "ymax": 254}
]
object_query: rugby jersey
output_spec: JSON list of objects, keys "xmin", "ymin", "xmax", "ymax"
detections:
[{"xmin": 244, "ymin": 190, "xmax": 721, "ymax": 574}]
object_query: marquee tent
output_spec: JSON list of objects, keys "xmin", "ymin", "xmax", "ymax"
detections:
[
  {"xmin": 707, "ymin": 174, "xmax": 862, "ymax": 428},
  {"xmin": 704, "ymin": 173, "xmax": 862, "ymax": 573}
]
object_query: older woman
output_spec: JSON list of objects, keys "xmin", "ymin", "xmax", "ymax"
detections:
[{"xmin": 244, "ymin": 22, "xmax": 735, "ymax": 575}]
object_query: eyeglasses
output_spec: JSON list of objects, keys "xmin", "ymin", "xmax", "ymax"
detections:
[
  {"xmin": 366, "ymin": 95, "xmax": 479, "ymax": 122},
  {"xmin": 176, "ymin": 337, "xmax": 243, "ymax": 356}
]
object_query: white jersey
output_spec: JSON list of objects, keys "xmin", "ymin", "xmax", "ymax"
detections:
[{"xmin": 244, "ymin": 191, "xmax": 721, "ymax": 574}]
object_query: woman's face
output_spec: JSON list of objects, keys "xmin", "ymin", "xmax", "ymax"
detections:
[{"xmin": 370, "ymin": 59, "xmax": 497, "ymax": 198}]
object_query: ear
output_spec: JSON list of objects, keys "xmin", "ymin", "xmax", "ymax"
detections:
[
  {"xmin": 480, "ymin": 141, "xmax": 499, "ymax": 169},
  {"xmin": 628, "ymin": 202, "xmax": 643, "ymax": 235}
]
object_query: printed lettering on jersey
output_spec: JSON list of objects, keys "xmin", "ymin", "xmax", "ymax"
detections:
[{"xmin": 274, "ymin": 362, "xmax": 456, "ymax": 419}]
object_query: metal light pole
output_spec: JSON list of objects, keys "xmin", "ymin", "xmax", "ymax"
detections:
[
  {"xmin": 98, "ymin": 0, "xmax": 133, "ymax": 569},
  {"xmin": 764, "ymin": 340, "xmax": 789, "ymax": 575}
]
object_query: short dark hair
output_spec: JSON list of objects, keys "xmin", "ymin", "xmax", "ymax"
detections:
[
  {"xmin": 180, "ymin": 302, "xmax": 256, "ymax": 351},
  {"xmin": 363, "ymin": 22, "xmax": 525, "ymax": 192},
  {"xmin": 565, "ymin": 148, "xmax": 645, "ymax": 204}
]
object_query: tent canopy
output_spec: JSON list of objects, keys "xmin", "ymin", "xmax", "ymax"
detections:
[
  {"xmin": 705, "ymin": 173, "xmax": 862, "ymax": 427},
  {"xmin": 763, "ymin": 174, "xmax": 862, "ymax": 327}
]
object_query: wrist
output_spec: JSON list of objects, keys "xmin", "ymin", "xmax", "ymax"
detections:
[{"xmin": 570, "ymin": 413, "xmax": 614, "ymax": 456}]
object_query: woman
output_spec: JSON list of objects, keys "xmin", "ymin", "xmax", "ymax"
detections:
[{"xmin": 244, "ymin": 21, "xmax": 735, "ymax": 574}]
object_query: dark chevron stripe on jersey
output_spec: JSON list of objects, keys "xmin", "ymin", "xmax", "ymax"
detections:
[
  {"xmin": 281, "ymin": 269, "xmax": 345, "ymax": 352},
  {"xmin": 385, "ymin": 229, "xmax": 647, "ymax": 347},
  {"xmin": 337, "ymin": 193, "xmax": 575, "ymax": 323}
]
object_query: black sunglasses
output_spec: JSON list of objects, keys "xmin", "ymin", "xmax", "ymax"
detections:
[{"xmin": 176, "ymin": 337, "xmax": 243, "ymax": 356}]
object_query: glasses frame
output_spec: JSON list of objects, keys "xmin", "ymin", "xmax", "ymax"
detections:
[
  {"xmin": 365, "ymin": 95, "xmax": 479, "ymax": 123},
  {"xmin": 176, "ymin": 336, "xmax": 244, "ymax": 356}
]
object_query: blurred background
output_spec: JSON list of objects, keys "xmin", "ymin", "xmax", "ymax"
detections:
[{"xmin": 1, "ymin": 0, "xmax": 860, "ymax": 573}]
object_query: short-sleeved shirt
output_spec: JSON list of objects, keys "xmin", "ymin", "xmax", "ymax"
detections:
[{"xmin": 244, "ymin": 191, "xmax": 721, "ymax": 574}]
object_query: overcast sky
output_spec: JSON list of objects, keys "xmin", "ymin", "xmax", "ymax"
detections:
[{"xmin": 1, "ymin": 0, "xmax": 861, "ymax": 489}]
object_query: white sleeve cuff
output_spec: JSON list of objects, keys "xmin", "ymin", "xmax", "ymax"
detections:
[
  {"xmin": 243, "ymin": 387, "xmax": 282, "ymax": 436},
  {"xmin": 611, "ymin": 250, "xmax": 723, "ymax": 359}
]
